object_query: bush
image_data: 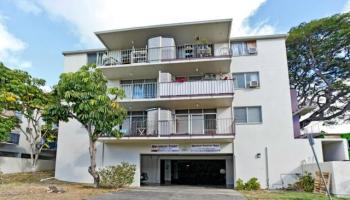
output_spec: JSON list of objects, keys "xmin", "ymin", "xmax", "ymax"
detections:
[
  {"xmin": 235, "ymin": 178, "xmax": 245, "ymax": 190},
  {"xmin": 245, "ymin": 177, "xmax": 261, "ymax": 190},
  {"xmin": 235, "ymin": 177, "xmax": 260, "ymax": 190},
  {"xmin": 294, "ymin": 172, "xmax": 314, "ymax": 192},
  {"xmin": 0, "ymin": 170, "xmax": 3, "ymax": 184},
  {"xmin": 98, "ymin": 162, "xmax": 136, "ymax": 188}
]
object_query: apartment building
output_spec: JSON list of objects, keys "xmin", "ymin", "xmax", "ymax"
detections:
[
  {"xmin": 0, "ymin": 111, "xmax": 56, "ymax": 173},
  {"xmin": 57, "ymin": 19, "xmax": 349, "ymax": 190}
]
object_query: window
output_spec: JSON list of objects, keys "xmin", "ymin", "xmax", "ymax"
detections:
[
  {"xmin": 233, "ymin": 72, "xmax": 260, "ymax": 89},
  {"xmin": 175, "ymin": 109, "xmax": 216, "ymax": 135},
  {"xmin": 231, "ymin": 41, "xmax": 257, "ymax": 56},
  {"xmin": 8, "ymin": 133, "xmax": 20, "ymax": 144},
  {"xmin": 87, "ymin": 53, "xmax": 97, "ymax": 64},
  {"xmin": 234, "ymin": 106, "xmax": 262, "ymax": 124},
  {"xmin": 0, "ymin": 151, "xmax": 19, "ymax": 158}
]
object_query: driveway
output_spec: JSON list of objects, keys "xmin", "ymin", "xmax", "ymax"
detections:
[{"xmin": 89, "ymin": 185, "xmax": 246, "ymax": 200}]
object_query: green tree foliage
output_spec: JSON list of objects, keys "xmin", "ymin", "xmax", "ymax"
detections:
[
  {"xmin": 46, "ymin": 64, "xmax": 126, "ymax": 187},
  {"xmin": 0, "ymin": 63, "xmax": 55, "ymax": 168},
  {"xmin": 0, "ymin": 63, "xmax": 21, "ymax": 141},
  {"xmin": 287, "ymin": 13, "xmax": 350, "ymax": 128}
]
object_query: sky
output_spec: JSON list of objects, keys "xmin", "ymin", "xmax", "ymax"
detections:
[{"xmin": 0, "ymin": 0, "xmax": 349, "ymax": 87}]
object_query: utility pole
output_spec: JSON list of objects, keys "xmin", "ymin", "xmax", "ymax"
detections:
[{"xmin": 307, "ymin": 134, "xmax": 332, "ymax": 200}]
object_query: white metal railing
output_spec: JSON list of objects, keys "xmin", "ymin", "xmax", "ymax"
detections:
[
  {"xmin": 96, "ymin": 43, "xmax": 231, "ymax": 66},
  {"xmin": 110, "ymin": 118, "xmax": 235, "ymax": 137},
  {"xmin": 120, "ymin": 79, "xmax": 234, "ymax": 99},
  {"xmin": 121, "ymin": 82, "xmax": 157, "ymax": 99},
  {"xmin": 159, "ymin": 79, "xmax": 234, "ymax": 97}
]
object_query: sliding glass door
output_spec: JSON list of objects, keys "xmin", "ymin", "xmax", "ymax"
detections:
[{"xmin": 175, "ymin": 109, "xmax": 216, "ymax": 135}]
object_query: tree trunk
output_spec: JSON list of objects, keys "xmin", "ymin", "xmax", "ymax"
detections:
[{"xmin": 88, "ymin": 134, "xmax": 100, "ymax": 187}]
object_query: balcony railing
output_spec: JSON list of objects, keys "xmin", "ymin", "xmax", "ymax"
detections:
[
  {"xmin": 159, "ymin": 79, "xmax": 234, "ymax": 97},
  {"xmin": 120, "ymin": 79, "xmax": 234, "ymax": 100},
  {"xmin": 103, "ymin": 118, "xmax": 234, "ymax": 137},
  {"xmin": 96, "ymin": 43, "xmax": 231, "ymax": 66},
  {"xmin": 121, "ymin": 82, "xmax": 157, "ymax": 99}
]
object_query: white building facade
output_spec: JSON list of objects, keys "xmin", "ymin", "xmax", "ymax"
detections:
[
  {"xmin": 0, "ymin": 111, "xmax": 56, "ymax": 173},
  {"xmin": 56, "ymin": 19, "xmax": 349, "ymax": 193}
]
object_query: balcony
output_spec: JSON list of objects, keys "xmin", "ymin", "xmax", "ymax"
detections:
[
  {"xmin": 97, "ymin": 43, "xmax": 230, "ymax": 66},
  {"xmin": 102, "ymin": 118, "xmax": 234, "ymax": 138},
  {"xmin": 119, "ymin": 79, "xmax": 234, "ymax": 110},
  {"xmin": 97, "ymin": 43, "xmax": 231, "ymax": 79},
  {"xmin": 159, "ymin": 79, "xmax": 234, "ymax": 97}
]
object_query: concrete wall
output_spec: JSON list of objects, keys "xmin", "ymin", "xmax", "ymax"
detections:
[
  {"xmin": 302, "ymin": 161, "xmax": 350, "ymax": 197},
  {"xmin": 63, "ymin": 53, "xmax": 87, "ymax": 72},
  {"xmin": 231, "ymin": 38, "xmax": 328, "ymax": 189},
  {"xmin": 55, "ymin": 119, "xmax": 103, "ymax": 183},
  {"xmin": 0, "ymin": 157, "xmax": 55, "ymax": 174}
]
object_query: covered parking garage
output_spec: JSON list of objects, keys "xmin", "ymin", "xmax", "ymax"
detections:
[{"xmin": 140, "ymin": 154, "xmax": 234, "ymax": 187}]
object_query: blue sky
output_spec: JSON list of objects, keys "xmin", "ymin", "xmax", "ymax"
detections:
[{"xmin": 0, "ymin": 0, "xmax": 349, "ymax": 87}]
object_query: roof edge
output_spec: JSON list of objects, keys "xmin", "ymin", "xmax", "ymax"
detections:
[
  {"xmin": 230, "ymin": 33, "xmax": 287, "ymax": 41},
  {"xmin": 62, "ymin": 48, "xmax": 106, "ymax": 56},
  {"xmin": 94, "ymin": 18, "xmax": 232, "ymax": 36}
]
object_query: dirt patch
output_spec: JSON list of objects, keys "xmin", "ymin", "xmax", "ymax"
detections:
[{"xmin": 0, "ymin": 171, "xmax": 115, "ymax": 200}]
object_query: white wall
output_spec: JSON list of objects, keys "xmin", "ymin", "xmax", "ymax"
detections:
[
  {"xmin": 302, "ymin": 162, "xmax": 350, "ymax": 197},
  {"xmin": 63, "ymin": 53, "xmax": 87, "ymax": 72},
  {"xmin": 55, "ymin": 119, "xmax": 103, "ymax": 183},
  {"xmin": 0, "ymin": 157, "xmax": 55, "ymax": 174},
  {"xmin": 231, "ymin": 38, "xmax": 328, "ymax": 189}
]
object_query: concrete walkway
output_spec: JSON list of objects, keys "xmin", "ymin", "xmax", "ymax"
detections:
[{"xmin": 89, "ymin": 185, "xmax": 246, "ymax": 200}]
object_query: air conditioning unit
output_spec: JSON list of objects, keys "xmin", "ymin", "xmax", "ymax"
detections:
[
  {"xmin": 249, "ymin": 80, "xmax": 259, "ymax": 88},
  {"xmin": 248, "ymin": 47, "xmax": 257, "ymax": 54}
]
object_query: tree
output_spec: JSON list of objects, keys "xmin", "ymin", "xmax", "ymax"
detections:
[
  {"xmin": 0, "ymin": 63, "xmax": 55, "ymax": 169},
  {"xmin": 0, "ymin": 63, "xmax": 20, "ymax": 141},
  {"xmin": 45, "ymin": 64, "xmax": 126, "ymax": 187},
  {"xmin": 287, "ymin": 12, "xmax": 350, "ymax": 128}
]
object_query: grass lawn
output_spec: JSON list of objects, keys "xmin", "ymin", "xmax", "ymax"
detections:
[
  {"xmin": 241, "ymin": 190, "xmax": 350, "ymax": 200},
  {"xmin": 0, "ymin": 171, "xmax": 114, "ymax": 200}
]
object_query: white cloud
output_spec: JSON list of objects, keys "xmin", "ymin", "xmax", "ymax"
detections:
[
  {"xmin": 40, "ymin": 85, "xmax": 52, "ymax": 93},
  {"xmin": 14, "ymin": 0, "xmax": 42, "ymax": 15},
  {"xmin": 34, "ymin": 0, "xmax": 275, "ymax": 48},
  {"xmin": 0, "ymin": 16, "xmax": 32, "ymax": 69},
  {"xmin": 343, "ymin": 0, "xmax": 350, "ymax": 13}
]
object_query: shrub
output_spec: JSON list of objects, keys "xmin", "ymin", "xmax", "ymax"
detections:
[
  {"xmin": 98, "ymin": 162, "xmax": 136, "ymax": 188},
  {"xmin": 235, "ymin": 177, "xmax": 260, "ymax": 190},
  {"xmin": 294, "ymin": 172, "xmax": 314, "ymax": 192},
  {"xmin": 235, "ymin": 178, "xmax": 245, "ymax": 190},
  {"xmin": 245, "ymin": 177, "xmax": 261, "ymax": 190},
  {"xmin": 0, "ymin": 170, "xmax": 3, "ymax": 184}
]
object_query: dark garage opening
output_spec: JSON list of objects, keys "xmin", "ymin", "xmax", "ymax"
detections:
[{"xmin": 161, "ymin": 160, "xmax": 226, "ymax": 186}]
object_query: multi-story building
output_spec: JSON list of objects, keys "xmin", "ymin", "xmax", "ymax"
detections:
[
  {"xmin": 0, "ymin": 111, "xmax": 56, "ymax": 173},
  {"xmin": 57, "ymin": 19, "xmax": 349, "ymax": 190}
]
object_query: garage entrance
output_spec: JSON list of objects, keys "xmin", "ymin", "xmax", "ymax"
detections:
[
  {"xmin": 160, "ymin": 160, "xmax": 226, "ymax": 186},
  {"xmin": 141, "ymin": 155, "xmax": 234, "ymax": 187}
]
